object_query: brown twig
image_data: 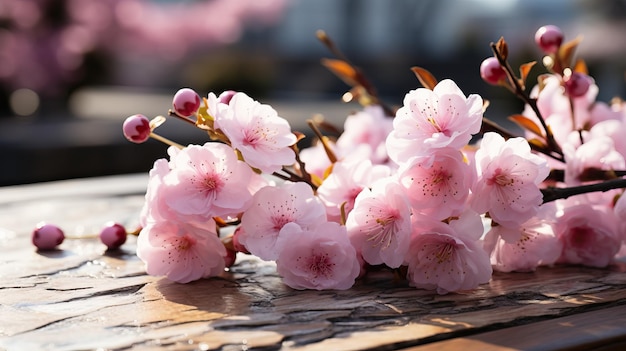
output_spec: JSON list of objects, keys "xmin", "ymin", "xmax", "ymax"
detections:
[
  {"xmin": 490, "ymin": 42, "xmax": 564, "ymax": 161},
  {"xmin": 542, "ymin": 178, "xmax": 626, "ymax": 203},
  {"xmin": 317, "ymin": 30, "xmax": 396, "ymax": 117}
]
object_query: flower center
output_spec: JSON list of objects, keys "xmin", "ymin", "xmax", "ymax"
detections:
[
  {"xmin": 366, "ymin": 212, "xmax": 399, "ymax": 249},
  {"xmin": 430, "ymin": 169, "xmax": 453, "ymax": 189},
  {"xmin": 272, "ymin": 214, "xmax": 292, "ymax": 230},
  {"xmin": 307, "ymin": 253, "xmax": 334, "ymax": 278},
  {"xmin": 173, "ymin": 235, "xmax": 195, "ymax": 251},
  {"xmin": 434, "ymin": 242, "xmax": 455, "ymax": 264},
  {"xmin": 243, "ymin": 129, "xmax": 262, "ymax": 146},
  {"xmin": 203, "ymin": 177, "xmax": 218, "ymax": 191},
  {"xmin": 427, "ymin": 117, "xmax": 442, "ymax": 131},
  {"xmin": 487, "ymin": 167, "xmax": 514, "ymax": 186},
  {"xmin": 196, "ymin": 173, "xmax": 224, "ymax": 197},
  {"xmin": 569, "ymin": 226, "xmax": 592, "ymax": 247}
]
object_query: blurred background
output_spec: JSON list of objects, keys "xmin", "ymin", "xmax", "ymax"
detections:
[{"xmin": 0, "ymin": 0, "xmax": 625, "ymax": 186}]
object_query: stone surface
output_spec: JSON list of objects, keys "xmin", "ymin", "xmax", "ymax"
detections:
[{"xmin": 1, "ymin": 175, "xmax": 625, "ymax": 350}]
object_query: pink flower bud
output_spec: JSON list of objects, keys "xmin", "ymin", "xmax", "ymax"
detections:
[
  {"xmin": 563, "ymin": 72, "xmax": 592, "ymax": 97},
  {"xmin": 122, "ymin": 114, "xmax": 151, "ymax": 143},
  {"xmin": 172, "ymin": 88, "xmax": 201, "ymax": 117},
  {"xmin": 480, "ymin": 57, "xmax": 507, "ymax": 85},
  {"xmin": 217, "ymin": 90, "xmax": 237, "ymax": 105},
  {"xmin": 32, "ymin": 222, "xmax": 65, "ymax": 250},
  {"xmin": 535, "ymin": 25, "xmax": 564, "ymax": 54},
  {"xmin": 100, "ymin": 222, "xmax": 127, "ymax": 250}
]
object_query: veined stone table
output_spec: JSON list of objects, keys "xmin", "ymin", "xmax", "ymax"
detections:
[{"xmin": 1, "ymin": 174, "xmax": 625, "ymax": 350}]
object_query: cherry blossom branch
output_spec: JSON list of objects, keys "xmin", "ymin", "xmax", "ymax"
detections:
[
  {"xmin": 480, "ymin": 117, "xmax": 523, "ymax": 140},
  {"xmin": 542, "ymin": 178, "xmax": 626, "ymax": 203},
  {"xmin": 490, "ymin": 42, "xmax": 564, "ymax": 161},
  {"xmin": 148, "ymin": 132, "xmax": 184, "ymax": 149},
  {"xmin": 168, "ymin": 109, "xmax": 199, "ymax": 126},
  {"xmin": 273, "ymin": 165, "xmax": 318, "ymax": 191},
  {"xmin": 291, "ymin": 146, "xmax": 316, "ymax": 188}
]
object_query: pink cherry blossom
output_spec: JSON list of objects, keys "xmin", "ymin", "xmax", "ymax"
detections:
[
  {"xmin": 159, "ymin": 142, "xmax": 255, "ymax": 220},
  {"xmin": 208, "ymin": 92, "xmax": 297, "ymax": 173},
  {"xmin": 386, "ymin": 79, "xmax": 483, "ymax": 164},
  {"xmin": 137, "ymin": 219, "xmax": 226, "ymax": 283},
  {"xmin": 563, "ymin": 135, "xmax": 625, "ymax": 186},
  {"xmin": 471, "ymin": 132, "xmax": 550, "ymax": 227},
  {"xmin": 336, "ymin": 105, "xmax": 394, "ymax": 165},
  {"xmin": 346, "ymin": 178, "xmax": 412, "ymax": 268},
  {"xmin": 140, "ymin": 158, "xmax": 171, "ymax": 226},
  {"xmin": 590, "ymin": 120, "xmax": 626, "ymax": 159},
  {"xmin": 561, "ymin": 135, "xmax": 625, "ymax": 205},
  {"xmin": 239, "ymin": 181, "xmax": 326, "ymax": 260},
  {"xmin": 275, "ymin": 222, "xmax": 361, "ymax": 290},
  {"xmin": 614, "ymin": 193, "xmax": 626, "ymax": 224},
  {"xmin": 484, "ymin": 210, "xmax": 562, "ymax": 272},
  {"xmin": 140, "ymin": 145, "xmax": 190, "ymax": 225},
  {"xmin": 555, "ymin": 204, "xmax": 622, "ymax": 268},
  {"xmin": 317, "ymin": 159, "xmax": 391, "ymax": 222},
  {"xmin": 590, "ymin": 101, "xmax": 624, "ymax": 126},
  {"xmin": 406, "ymin": 212, "xmax": 492, "ymax": 294},
  {"xmin": 397, "ymin": 147, "xmax": 472, "ymax": 220}
]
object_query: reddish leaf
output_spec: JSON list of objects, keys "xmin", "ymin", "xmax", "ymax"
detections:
[
  {"xmin": 558, "ymin": 35, "xmax": 583, "ymax": 68},
  {"xmin": 410, "ymin": 66, "xmax": 438, "ymax": 90},
  {"xmin": 518, "ymin": 61, "xmax": 537, "ymax": 89},
  {"xmin": 496, "ymin": 37, "xmax": 508, "ymax": 60},
  {"xmin": 573, "ymin": 58, "xmax": 588, "ymax": 74},
  {"xmin": 293, "ymin": 131, "xmax": 306, "ymax": 142},
  {"xmin": 509, "ymin": 114, "xmax": 543, "ymax": 137},
  {"xmin": 321, "ymin": 58, "xmax": 359, "ymax": 87}
]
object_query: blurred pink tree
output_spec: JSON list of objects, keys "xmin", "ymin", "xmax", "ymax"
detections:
[{"xmin": 0, "ymin": 0, "xmax": 288, "ymax": 110}]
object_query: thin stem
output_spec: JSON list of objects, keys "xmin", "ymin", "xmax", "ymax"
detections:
[
  {"xmin": 316, "ymin": 30, "xmax": 351, "ymax": 64},
  {"xmin": 168, "ymin": 109, "xmax": 198, "ymax": 126},
  {"xmin": 292, "ymin": 146, "xmax": 315, "ymax": 188},
  {"xmin": 480, "ymin": 117, "xmax": 518, "ymax": 140},
  {"xmin": 271, "ymin": 167, "xmax": 318, "ymax": 191},
  {"xmin": 271, "ymin": 171, "xmax": 292, "ymax": 183},
  {"xmin": 149, "ymin": 132, "xmax": 184, "ymax": 149}
]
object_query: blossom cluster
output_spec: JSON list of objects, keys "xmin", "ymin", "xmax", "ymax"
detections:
[{"xmin": 126, "ymin": 26, "xmax": 626, "ymax": 294}]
